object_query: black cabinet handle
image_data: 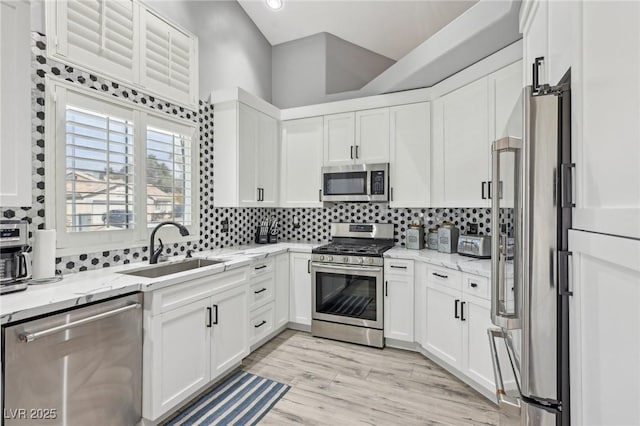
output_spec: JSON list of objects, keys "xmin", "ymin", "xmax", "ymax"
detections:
[
  {"xmin": 254, "ymin": 287, "xmax": 267, "ymax": 294},
  {"xmin": 355, "ymin": 145, "xmax": 359, "ymax": 159},
  {"xmin": 385, "ymin": 281, "xmax": 388, "ymax": 297},
  {"xmin": 488, "ymin": 181, "xmax": 492, "ymax": 200},
  {"xmin": 307, "ymin": 259, "xmax": 311, "ymax": 274},
  {"xmin": 350, "ymin": 146, "xmax": 354, "ymax": 159},
  {"xmin": 390, "ymin": 187, "xmax": 394, "ymax": 202},
  {"xmin": 454, "ymin": 299, "xmax": 460, "ymax": 319},
  {"xmin": 257, "ymin": 187, "xmax": 261, "ymax": 201},
  {"xmin": 206, "ymin": 307, "xmax": 212, "ymax": 328},
  {"xmin": 481, "ymin": 181, "xmax": 486, "ymax": 199},
  {"xmin": 212, "ymin": 304, "xmax": 218, "ymax": 325},
  {"xmin": 470, "ymin": 282, "xmax": 478, "ymax": 288},
  {"xmin": 319, "ymin": 189, "xmax": 322, "ymax": 202},
  {"xmin": 254, "ymin": 265, "xmax": 267, "ymax": 270},
  {"xmin": 390, "ymin": 265, "xmax": 407, "ymax": 269},
  {"xmin": 461, "ymin": 301, "xmax": 466, "ymax": 321},
  {"xmin": 432, "ymin": 272, "xmax": 448, "ymax": 279},
  {"xmin": 533, "ymin": 56, "xmax": 544, "ymax": 92},
  {"xmin": 254, "ymin": 320, "xmax": 267, "ymax": 328}
]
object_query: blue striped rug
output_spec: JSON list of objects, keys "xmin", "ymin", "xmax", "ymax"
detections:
[{"xmin": 165, "ymin": 370, "xmax": 290, "ymax": 426}]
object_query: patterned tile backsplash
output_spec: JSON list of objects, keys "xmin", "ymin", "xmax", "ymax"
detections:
[{"xmin": 0, "ymin": 33, "xmax": 509, "ymax": 276}]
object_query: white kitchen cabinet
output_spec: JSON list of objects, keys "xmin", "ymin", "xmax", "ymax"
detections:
[
  {"xmin": 141, "ymin": 6, "xmax": 198, "ymax": 108},
  {"xmin": 461, "ymin": 296, "xmax": 495, "ymax": 391},
  {"xmin": 389, "ymin": 102, "xmax": 431, "ymax": 207},
  {"xmin": 569, "ymin": 230, "xmax": 640, "ymax": 426},
  {"xmin": 354, "ymin": 108, "xmax": 390, "ymax": 164},
  {"xmin": 280, "ymin": 117, "xmax": 324, "ymax": 207},
  {"xmin": 520, "ymin": 0, "xmax": 549, "ymax": 87},
  {"xmin": 210, "ymin": 285, "xmax": 249, "ymax": 378},
  {"xmin": 425, "ymin": 285, "xmax": 463, "ymax": 369},
  {"xmin": 323, "ymin": 112, "xmax": 355, "ymax": 166},
  {"xmin": 0, "ymin": 0, "xmax": 31, "ymax": 207},
  {"xmin": 214, "ymin": 101, "xmax": 279, "ymax": 207},
  {"xmin": 414, "ymin": 263, "xmax": 429, "ymax": 348},
  {"xmin": 275, "ymin": 253, "xmax": 290, "ymax": 328},
  {"xmin": 572, "ymin": 1, "xmax": 640, "ymax": 239},
  {"xmin": 383, "ymin": 259, "xmax": 415, "ymax": 342},
  {"xmin": 147, "ymin": 297, "xmax": 211, "ymax": 419},
  {"xmin": 289, "ymin": 252, "xmax": 312, "ymax": 326},
  {"xmin": 431, "ymin": 78, "xmax": 490, "ymax": 207}
]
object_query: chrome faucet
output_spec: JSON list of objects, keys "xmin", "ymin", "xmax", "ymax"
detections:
[{"xmin": 149, "ymin": 221, "xmax": 189, "ymax": 264}]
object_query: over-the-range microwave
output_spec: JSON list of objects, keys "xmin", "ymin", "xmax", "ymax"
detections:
[{"xmin": 321, "ymin": 163, "xmax": 389, "ymax": 202}]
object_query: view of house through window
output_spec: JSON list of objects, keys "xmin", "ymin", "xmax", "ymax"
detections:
[{"xmin": 65, "ymin": 105, "xmax": 135, "ymax": 232}]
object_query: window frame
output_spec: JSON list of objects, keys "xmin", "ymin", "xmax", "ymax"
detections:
[{"xmin": 45, "ymin": 77, "xmax": 199, "ymax": 256}]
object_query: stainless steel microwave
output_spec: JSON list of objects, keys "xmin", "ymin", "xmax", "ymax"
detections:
[{"xmin": 321, "ymin": 163, "xmax": 389, "ymax": 202}]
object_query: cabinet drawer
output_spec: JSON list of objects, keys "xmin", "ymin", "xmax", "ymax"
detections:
[
  {"xmin": 384, "ymin": 259, "xmax": 414, "ymax": 276},
  {"xmin": 249, "ymin": 302, "xmax": 275, "ymax": 346},
  {"xmin": 250, "ymin": 258, "xmax": 275, "ymax": 277},
  {"xmin": 250, "ymin": 273, "xmax": 275, "ymax": 310},
  {"xmin": 462, "ymin": 273, "xmax": 490, "ymax": 300},
  {"xmin": 426, "ymin": 265, "xmax": 462, "ymax": 291}
]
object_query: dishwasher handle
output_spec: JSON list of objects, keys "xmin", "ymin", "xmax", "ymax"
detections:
[{"xmin": 19, "ymin": 303, "xmax": 142, "ymax": 343}]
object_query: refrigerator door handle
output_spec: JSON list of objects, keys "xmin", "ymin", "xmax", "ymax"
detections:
[{"xmin": 488, "ymin": 328, "xmax": 522, "ymax": 414}]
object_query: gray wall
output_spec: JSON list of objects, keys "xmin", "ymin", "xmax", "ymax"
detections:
[{"xmin": 147, "ymin": 0, "xmax": 272, "ymax": 102}]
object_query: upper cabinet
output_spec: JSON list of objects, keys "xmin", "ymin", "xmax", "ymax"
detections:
[
  {"xmin": 281, "ymin": 117, "xmax": 324, "ymax": 208},
  {"xmin": 323, "ymin": 108, "xmax": 390, "ymax": 167},
  {"xmin": 0, "ymin": 0, "xmax": 32, "ymax": 207},
  {"xmin": 46, "ymin": 0, "xmax": 198, "ymax": 109},
  {"xmin": 214, "ymin": 101, "xmax": 279, "ymax": 207},
  {"xmin": 389, "ymin": 102, "xmax": 431, "ymax": 208},
  {"xmin": 431, "ymin": 61, "xmax": 522, "ymax": 208},
  {"xmin": 141, "ymin": 8, "xmax": 198, "ymax": 108}
]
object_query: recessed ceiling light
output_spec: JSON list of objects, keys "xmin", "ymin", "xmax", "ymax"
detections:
[{"xmin": 265, "ymin": 0, "xmax": 283, "ymax": 11}]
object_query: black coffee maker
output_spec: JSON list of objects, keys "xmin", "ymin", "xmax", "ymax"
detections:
[{"xmin": 0, "ymin": 220, "xmax": 31, "ymax": 294}]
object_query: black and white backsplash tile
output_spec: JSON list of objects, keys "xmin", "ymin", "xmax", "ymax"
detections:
[{"xmin": 0, "ymin": 32, "xmax": 510, "ymax": 276}]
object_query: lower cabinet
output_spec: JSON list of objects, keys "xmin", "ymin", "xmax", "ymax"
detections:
[
  {"xmin": 461, "ymin": 296, "xmax": 495, "ymax": 391},
  {"xmin": 383, "ymin": 259, "xmax": 415, "ymax": 342},
  {"xmin": 275, "ymin": 253, "xmax": 290, "ymax": 328},
  {"xmin": 425, "ymin": 285, "xmax": 463, "ymax": 368},
  {"xmin": 289, "ymin": 252, "xmax": 312, "ymax": 326},
  {"xmin": 210, "ymin": 285, "xmax": 250, "ymax": 378}
]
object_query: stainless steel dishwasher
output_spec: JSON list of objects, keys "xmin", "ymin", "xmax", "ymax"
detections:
[{"xmin": 2, "ymin": 293, "xmax": 143, "ymax": 425}]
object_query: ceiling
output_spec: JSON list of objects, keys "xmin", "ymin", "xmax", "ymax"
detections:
[{"xmin": 237, "ymin": 0, "xmax": 478, "ymax": 61}]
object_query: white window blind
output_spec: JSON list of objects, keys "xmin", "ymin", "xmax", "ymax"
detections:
[
  {"xmin": 65, "ymin": 0, "xmax": 136, "ymax": 71},
  {"xmin": 64, "ymin": 92, "xmax": 135, "ymax": 233},
  {"xmin": 146, "ymin": 120, "xmax": 193, "ymax": 227}
]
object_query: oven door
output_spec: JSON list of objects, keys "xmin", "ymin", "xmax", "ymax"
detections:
[{"xmin": 311, "ymin": 262, "xmax": 383, "ymax": 329}]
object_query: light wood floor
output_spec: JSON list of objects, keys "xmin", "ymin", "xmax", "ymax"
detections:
[{"xmin": 243, "ymin": 330, "xmax": 521, "ymax": 426}]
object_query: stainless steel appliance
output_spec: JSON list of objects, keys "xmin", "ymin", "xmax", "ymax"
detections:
[
  {"xmin": 321, "ymin": 163, "xmax": 389, "ymax": 202},
  {"xmin": 437, "ymin": 222, "xmax": 459, "ymax": 253},
  {"xmin": 311, "ymin": 223, "xmax": 394, "ymax": 348},
  {"xmin": 2, "ymin": 293, "xmax": 143, "ymax": 425},
  {"xmin": 488, "ymin": 77, "xmax": 572, "ymax": 425},
  {"xmin": 458, "ymin": 234, "xmax": 491, "ymax": 258},
  {"xmin": 0, "ymin": 220, "xmax": 31, "ymax": 294}
]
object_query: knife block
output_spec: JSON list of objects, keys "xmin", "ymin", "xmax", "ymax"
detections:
[{"xmin": 254, "ymin": 226, "xmax": 269, "ymax": 244}]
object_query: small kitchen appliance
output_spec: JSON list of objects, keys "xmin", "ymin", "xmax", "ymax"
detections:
[
  {"xmin": 321, "ymin": 163, "xmax": 389, "ymax": 203},
  {"xmin": 0, "ymin": 220, "xmax": 31, "ymax": 294},
  {"xmin": 457, "ymin": 235, "xmax": 492, "ymax": 259},
  {"xmin": 437, "ymin": 222, "xmax": 459, "ymax": 253},
  {"xmin": 311, "ymin": 223, "xmax": 394, "ymax": 348}
]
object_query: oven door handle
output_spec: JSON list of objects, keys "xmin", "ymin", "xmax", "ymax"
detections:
[{"xmin": 311, "ymin": 263, "xmax": 382, "ymax": 272}]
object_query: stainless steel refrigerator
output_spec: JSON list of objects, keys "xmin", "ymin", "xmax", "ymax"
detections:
[{"xmin": 488, "ymin": 75, "xmax": 572, "ymax": 426}]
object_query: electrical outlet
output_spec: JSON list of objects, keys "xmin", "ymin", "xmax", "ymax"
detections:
[
  {"xmin": 293, "ymin": 216, "xmax": 300, "ymax": 229},
  {"xmin": 222, "ymin": 218, "xmax": 229, "ymax": 233}
]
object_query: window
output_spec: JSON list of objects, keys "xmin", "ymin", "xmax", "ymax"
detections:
[{"xmin": 46, "ymin": 79, "xmax": 198, "ymax": 255}]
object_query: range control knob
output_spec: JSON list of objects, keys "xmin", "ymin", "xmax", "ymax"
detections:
[
  {"xmin": 328, "ymin": 255, "xmax": 333, "ymax": 261},
  {"xmin": 368, "ymin": 258, "xmax": 375, "ymax": 264},
  {"xmin": 357, "ymin": 258, "xmax": 364, "ymax": 264},
  {"xmin": 343, "ymin": 256, "xmax": 349, "ymax": 263},
  {"xmin": 319, "ymin": 255, "xmax": 325, "ymax": 261}
]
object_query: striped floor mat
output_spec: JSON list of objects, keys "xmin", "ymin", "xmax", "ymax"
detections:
[{"xmin": 165, "ymin": 370, "xmax": 290, "ymax": 426}]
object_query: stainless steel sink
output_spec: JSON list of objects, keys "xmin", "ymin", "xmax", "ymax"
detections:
[{"xmin": 119, "ymin": 258, "xmax": 224, "ymax": 278}]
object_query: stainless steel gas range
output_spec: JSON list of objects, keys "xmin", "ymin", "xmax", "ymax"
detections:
[{"xmin": 311, "ymin": 223, "xmax": 394, "ymax": 348}]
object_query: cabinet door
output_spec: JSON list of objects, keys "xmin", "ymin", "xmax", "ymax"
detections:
[
  {"xmin": 425, "ymin": 286, "xmax": 463, "ymax": 369},
  {"xmin": 289, "ymin": 252, "xmax": 312, "ymax": 326},
  {"xmin": 414, "ymin": 265, "xmax": 429, "ymax": 348},
  {"xmin": 355, "ymin": 108, "xmax": 389, "ymax": 164},
  {"xmin": 432, "ymin": 78, "xmax": 490, "ymax": 207},
  {"xmin": 569, "ymin": 230, "xmax": 640, "ymax": 426},
  {"xmin": 389, "ymin": 102, "xmax": 430, "ymax": 207},
  {"xmin": 238, "ymin": 103, "xmax": 259, "ymax": 206},
  {"xmin": 211, "ymin": 286, "xmax": 249, "ymax": 378},
  {"xmin": 574, "ymin": 1, "xmax": 640, "ymax": 239},
  {"xmin": 323, "ymin": 112, "xmax": 355, "ymax": 166},
  {"xmin": 281, "ymin": 117, "xmax": 324, "ymax": 207},
  {"xmin": 384, "ymin": 274, "xmax": 415, "ymax": 342},
  {"xmin": 0, "ymin": 0, "xmax": 31, "ymax": 206},
  {"xmin": 461, "ymin": 296, "xmax": 495, "ymax": 392},
  {"xmin": 275, "ymin": 253, "xmax": 290, "ymax": 328},
  {"xmin": 521, "ymin": 0, "xmax": 549, "ymax": 87},
  {"xmin": 257, "ymin": 113, "xmax": 279, "ymax": 206},
  {"xmin": 148, "ymin": 298, "xmax": 211, "ymax": 419}
]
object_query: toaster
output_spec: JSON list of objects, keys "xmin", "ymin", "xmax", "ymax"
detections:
[{"xmin": 457, "ymin": 235, "xmax": 491, "ymax": 259}]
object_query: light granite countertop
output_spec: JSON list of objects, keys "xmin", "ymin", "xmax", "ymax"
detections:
[
  {"xmin": 384, "ymin": 247, "xmax": 494, "ymax": 277},
  {"xmin": 0, "ymin": 242, "xmax": 321, "ymax": 325}
]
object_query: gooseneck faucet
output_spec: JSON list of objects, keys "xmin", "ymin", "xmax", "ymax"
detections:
[{"xmin": 149, "ymin": 221, "xmax": 189, "ymax": 264}]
